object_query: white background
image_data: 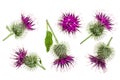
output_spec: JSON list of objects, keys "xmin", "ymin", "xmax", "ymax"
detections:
[{"xmin": 0, "ymin": 0, "xmax": 120, "ymax": 80}]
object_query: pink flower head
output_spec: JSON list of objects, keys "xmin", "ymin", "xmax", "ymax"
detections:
[
  {"xmin": 95, "ymin": 12, "xmax": 113, "ymax": 31},
  {"xmin": 59, "ymin": 13, "xmax": 80, "ymax": 34},
  {"xmin": 54, "ymin": 55, "xmax": 74, "ymax": 69},
  {"xmin": 21, "ymin": 14, "xmax": 35, "ymax": 30},
  {"xmin": 89, "ymin": 55, "xmax": 106, "ymax": 70},
  {"xmin": 14, "ymin": 48, "xmax": 27, "ymax": 67}
]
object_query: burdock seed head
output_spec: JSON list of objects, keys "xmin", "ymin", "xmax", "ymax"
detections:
[
  {"xmin": 24, "ymin": 54, "xmax": 38, "ymax": 69},
  {"xmin": 11, "ymin": 23, "xmax": 25, "ymax": 37},
  {"xmin": 80, "ymin": 22, "xmax": 104, "ymax": 44},
  {"xmin": 88, "ymin": 23, "xmax": 104, "ymax": 39},
  {"xmin": 53, "ymin": 43, "xmax": 67, "ymax": 58},
  {"xmin": 96, "ymin": 43, "xmax": 113, "ymax": 60}
]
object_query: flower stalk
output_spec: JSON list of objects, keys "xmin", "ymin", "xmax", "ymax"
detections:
[
  {"xmin": 107, "ymin": 37, "xmax": 113, "ymax": 46},
  {"xmin": 37, "ymin": 63, "xmax": 46, "ymax": 70},
  {"xmin": 46, "ymin": 20, "xmax": 59, "ymax": 44},
  {"xmin": 2, "ymin": 32, "xmax": 14, "ymax": 41},
  {"xmin": 80, "ymin": 34, "xmax": 92, "ymax": 44}
]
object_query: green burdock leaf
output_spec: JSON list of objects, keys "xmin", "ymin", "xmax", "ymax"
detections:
[{"xmin": 45, "ymin": 31, "xmax": 53, "ymax": 52}]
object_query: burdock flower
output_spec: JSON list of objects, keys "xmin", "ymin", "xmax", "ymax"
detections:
[
  {"xmin": 95, "ymin": 12, "xmax": 113, "ymax": 31},
  {"xmin": 3, "ymin": 14, "xmax": 35, "ymax": 41},
  {"xmin": 13, "ymin": 48, "xmax": 27, "ymax": 67},
  {"xmin": 59, "ymin": 13, "xmax": 80, "ymax": 34},
  {"xmin": 2, "ymin": 23, "xmax": 25, "ymax": 41},
  {"xmin": 89, "ymin": 37, "xmax": 113, "ymax": 71},
  {"xmin": 80, "ymin": 12, "xmax": 113, "ymax": 44},
  {"xmin": 54, "ymin": 55, "xmax": 74, "ymax": 68},
  {"xmin": 53, "ymin": 43, "xmax": 74, "ymax": 69},
  {"xmin": 45, "ymin": 20, "xmax": 74, "ymax": 70},
  {"xmin": 13, "ymin": 48, "xmax": 45, "ymax": 70},
  {"xmin": 21, "ymin": 14, "xmax": 35, "ymax": 30}
]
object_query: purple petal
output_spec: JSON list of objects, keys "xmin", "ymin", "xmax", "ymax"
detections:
[
  {"xmin": 13, "ymin": 48, "xmax": 27, "ymax": 67},
  {"xmin": 53, "ymin": 55, "xmax": 74, "ymax": 69},
  {"xmin": 95, "ymin": 12, "xmax": 113, "ymax": 31},
  {"xmin": 59, "ymin": 13, "xmax": 80, "ymax": 34},
  {"xmin": 89, "ymin": 55, "xmax": 106, "ymax": 70},
  {"xmin": 21, "ymin": 14, "xmax": 35, "ymax": 30}
]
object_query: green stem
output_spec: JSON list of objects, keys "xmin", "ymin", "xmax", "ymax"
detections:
[
  {"xmin": 37, "ymin": 63, "xmax": 46, "ymax": 70},
  {"xmin": 80, "ymin": 34, "xmax": 92, "ymax": 44},
  {"xmin": 107, "ymin": 37, "xmax": 113, "ymax": 46},
  {"xmin": 46, "ymin": 22, "xmax": 48, "ymax": 31},
  {"xmin": 2, "ymin": 33, "xmax": 14, "ymax": 41},
  {"xmin": 46, "ymin": 19, "xmax": 59, "ymax": 44}
]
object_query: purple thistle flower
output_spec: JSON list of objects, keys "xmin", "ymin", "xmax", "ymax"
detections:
[
  {"xmin": 53, "ymin": 55, "xmax": 74, "ymax": 69},
  {"xmin": 14, "ymin": 48, "xmax": 27, "ymax": 67},
  {"xmin": 59, "ymin": 13, "xmax": 80, "ymax": 34},
  {"xmin": 89, "ymin": 55, "xmax": 106, "ymax": 70},
  {"xmin": 95, "ymin": 12, "xmax": 113, "ymax": 31},
  {"xmin": 21, "ymin": 14, "xmax": 35, "ymax": 30}
]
